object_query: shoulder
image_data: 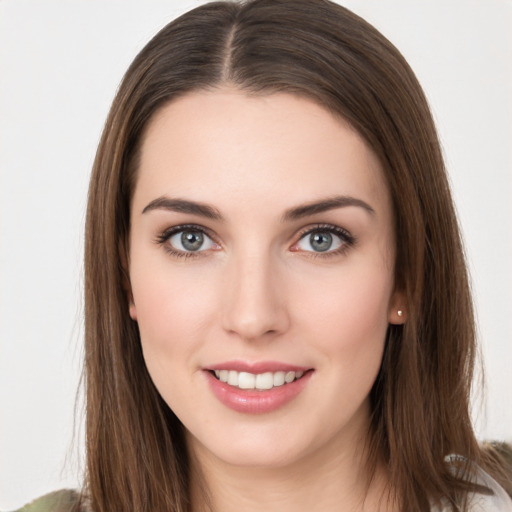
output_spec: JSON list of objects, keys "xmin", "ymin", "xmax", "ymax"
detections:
[
  {"xmin": 465, "ymin": 464, "xmax": 512, "ymax": 511},
  {"xmin": 431, "ymin": 458, "xmax": 512, "ymax": 511},
  {"xmin": 11, "ymin": 490, "xmax": 86, "ymax": 512}
]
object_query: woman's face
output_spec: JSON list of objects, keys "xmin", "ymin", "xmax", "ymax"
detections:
[{"xmin": 128, "ymin": 89, "xmax": 404, "ymax": 469}]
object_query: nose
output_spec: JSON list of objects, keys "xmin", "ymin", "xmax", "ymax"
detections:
[{"xmin": 221, "ymin": 252, "xmax": 290, "ymax": 341}]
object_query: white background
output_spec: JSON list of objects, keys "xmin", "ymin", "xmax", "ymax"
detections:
[{"xmin": 1, "ymin": 0, "xmax": 511, "ymax": 509}]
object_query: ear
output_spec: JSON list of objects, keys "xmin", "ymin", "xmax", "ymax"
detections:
[
  {"xmin": 388, "ymin": 288, "xmax": 406, "ymax": 325},
  {"xmin": 129, "ymin": 301, "xmax": 138, "ymax": 321}
]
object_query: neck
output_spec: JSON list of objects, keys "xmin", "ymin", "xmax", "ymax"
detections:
[{"xmin": 188, "ymin": 427, "xmax": 396, "ymax": 512}]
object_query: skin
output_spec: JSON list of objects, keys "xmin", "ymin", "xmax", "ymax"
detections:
[{"xmin": 128, "ymin": 88, "xmax": 405, "ymax": 511}]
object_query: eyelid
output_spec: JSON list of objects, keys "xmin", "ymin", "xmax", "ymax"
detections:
[{"xmin": 156, "ymin": 223, "xmax": 217, "ymax": 242}]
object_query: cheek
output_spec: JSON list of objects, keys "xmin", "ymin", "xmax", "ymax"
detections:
[
  {"xmin": 129, "ymin": 256, "xmax": 220, "ymax": 360},
  {"xmin": 296, "ymin": 265, "xmax": 392, "ymax": 422},
  {"xmin": 296, "ymin": 262, "xmax": 393, "ymax": 356},
  {"xmin": 129, "ymin": 261, "xmax": 222, "ymax": 410}
]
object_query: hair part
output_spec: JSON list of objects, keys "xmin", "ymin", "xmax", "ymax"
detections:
[{"xmin": 84, "ymin": 1, "xmax": 486, "ymax": 510}]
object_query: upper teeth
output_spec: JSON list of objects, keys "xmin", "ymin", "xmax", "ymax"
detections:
[{"xmin": 214, "ymin": 370, "xmax": 304, "ymax": 390}]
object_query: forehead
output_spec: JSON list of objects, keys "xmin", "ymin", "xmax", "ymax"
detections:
[{"xmin": 134, "ymin": 89, "xmax": 390, "ymax": 217}]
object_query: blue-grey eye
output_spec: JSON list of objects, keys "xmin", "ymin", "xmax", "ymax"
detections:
[
  {"xmin": 169, "ymin": 229, "xmax": 215, "ymax": 252},
  {"xmin": 296, "ymin": 230, "xmax": 343, "ymax": 253}
]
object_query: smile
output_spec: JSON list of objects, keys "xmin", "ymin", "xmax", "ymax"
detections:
[
  {"xmin": 205, "ymin": 363, "xmax": 313, "ymax": 414},
  {"xmin": 212, "ymin": 370, "xmax": 305, "ymax": 390}
]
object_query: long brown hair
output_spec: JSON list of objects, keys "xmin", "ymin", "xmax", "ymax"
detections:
[{"xmin": 84, "ymin": 1, "xmax": 489, "ymax": 510}]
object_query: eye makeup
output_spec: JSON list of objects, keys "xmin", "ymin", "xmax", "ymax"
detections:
[
  {"xmin": 154, "ymin": 222, "xmax": 357, "ymax": 260},
  {"xmin": 291, "ymin": 223, "xmax": 357, "ymax": 258},
  {"xmin": 154, "ymin": 224, "xmax": 220, "ymax": 259}
]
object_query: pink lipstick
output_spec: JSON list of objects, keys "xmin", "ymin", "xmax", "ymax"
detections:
[{"xmin": 204, "ymin": 360, "xmax": 313, "ymax": 414}]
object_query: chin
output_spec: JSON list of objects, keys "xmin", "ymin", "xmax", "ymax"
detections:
[{"xmin": 185, "ymin": 416, "xmax": 352, "ymax": 472}]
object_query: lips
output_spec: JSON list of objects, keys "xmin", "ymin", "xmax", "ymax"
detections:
[{"xmin": 204, "ymin": 361, "xmax": 313, "ymax": 414}]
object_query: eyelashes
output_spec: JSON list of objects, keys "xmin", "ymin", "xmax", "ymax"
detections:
[
  {"xmin": 155, "ymin": 223, "xmax": 357, "ymax": 259},
  {"xmin": 155, "ymin": 224, "xmax": 220, "ymax": 259},
  {"xmin": 290, "ymin": 224, "xmax": 356, "ymax": 257}
]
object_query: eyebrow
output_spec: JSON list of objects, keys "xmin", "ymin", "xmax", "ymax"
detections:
[
  {"xmin": 281, "ymin": 195, "xmax": 375, "ymax": 221},
  {"xmin": 142, "ymin": 197, "xmax": 223, "ymax": 220},
  {"xmin": 141, "ymin": 195, "xmax": 375, "ymax": 221}
]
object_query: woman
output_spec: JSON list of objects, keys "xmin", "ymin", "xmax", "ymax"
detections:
[{"xmin": 16, "ymin": 0, "xmax": 512, "ymax": 511}]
